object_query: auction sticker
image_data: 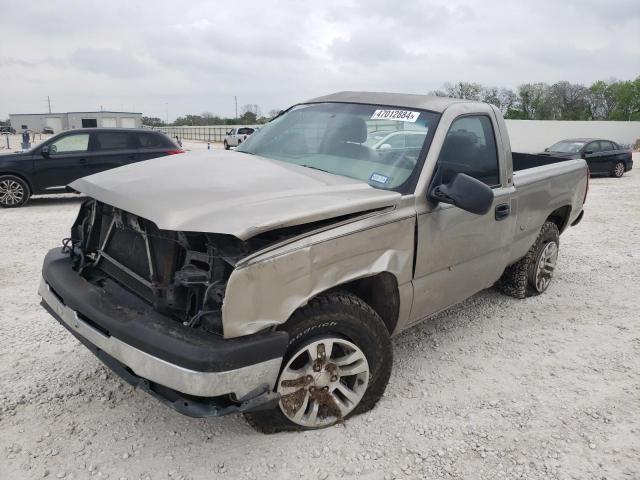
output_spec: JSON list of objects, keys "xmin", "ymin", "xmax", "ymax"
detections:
[{"xmin": 370, "ymin": 109, "xmax": 420, "ymax": 122}]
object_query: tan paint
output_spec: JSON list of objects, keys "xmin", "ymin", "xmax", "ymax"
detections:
[{"xmin": 222, "ymin": 208, "xmax": 416, "ymax": 338}]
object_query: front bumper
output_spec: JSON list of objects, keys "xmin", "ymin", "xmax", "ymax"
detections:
[{"xmin": 39, "ymin": 248, "xmax": 288, "ymax": 416}]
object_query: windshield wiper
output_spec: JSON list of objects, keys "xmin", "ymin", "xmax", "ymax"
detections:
[{"xmin": 301, "ymin": 164, "xmax": 332, "ymax": 174}]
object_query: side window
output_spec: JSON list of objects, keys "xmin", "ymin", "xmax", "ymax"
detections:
[
  {"xmin": 600, "ymin": 141, "xmax": 613, "ymax": 152},
  {"xmin": 384, "ymin": 133, "xmax": 405, "ymax": 148},
  {"xmin": 238, "ymin": 128, "xmax": 249, "ymax": 135},
  {"xmin": 585, "ymin": 141, "xmax": 601, "ymax": 153},
  {"xmin": 137, "ymin": 133, "xmax": 165, "ymax": 148},
  {"xmin": 95, "ymin": 132, "xmax": 131, "ymax": 151},
  {"xmin": 49, "ymin": 134, "xmax": 90, "ymax": 154},
  {"xmin": 436, "ymin": 115, "xmax": 500, "ymax": 187},
  {"xmin": 228, "ymin": 129, "xmax": 236, "ymax": 136}
]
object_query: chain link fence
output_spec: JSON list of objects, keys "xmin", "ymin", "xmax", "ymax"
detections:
[{"xmin": 143, "ymin": 125, "xmax": 259, "ymax": 143}]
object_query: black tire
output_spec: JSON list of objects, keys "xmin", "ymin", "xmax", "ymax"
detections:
[
  {"xmin": 0, "ymin": 174, "xmax": 30, "ymax": 208},
  {"xmin": 223, "ymin": 140, "xmax": 230, "ymax": 150},
  {"xmin": 244, "ymin": 291, "xmax": 393, "ymax": 434},
  {"xmin": 497, "ymin": 221, "xmax": 560, "ymax": 298},
  {"xmin": 612, "ymin": 161, "xmax": 625, "ymax": 178}
]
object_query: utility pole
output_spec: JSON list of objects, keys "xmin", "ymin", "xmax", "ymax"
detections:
[
  {"xmin": 47, "ymin": 96, "xmax": 51, "ymax": 114},
  {"xmin": 165, "ymin": 102, "xmax": 169, "ymax": 126},
  {"xmin": 235, "ymin": 96, "xmax": 238, "ymax": 121}
]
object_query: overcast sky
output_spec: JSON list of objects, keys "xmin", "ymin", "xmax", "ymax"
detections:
[{"xmin": 0, "ymin": 0, "xmax": 638, "ymax": 120}]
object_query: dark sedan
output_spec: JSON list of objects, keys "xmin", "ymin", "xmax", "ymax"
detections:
[
  {"xmin": 540, "ymin": 138, "xmax": 633, "ymax": 178},
  {"xmin": 0, "ymin": 128, "xmax": 183, "ymax": 208}
]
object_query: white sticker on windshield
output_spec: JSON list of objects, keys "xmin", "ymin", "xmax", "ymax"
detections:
[{"xmin": 370, "ymin": 109, "xmax": 420, "ymax": 122}]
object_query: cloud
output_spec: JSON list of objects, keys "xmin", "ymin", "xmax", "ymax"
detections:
[
  {"xmin": 0, "ymin": 0, "xmax": 638, "ymax": 119},
  {"xmin": 69, "ymin": 48, "xmax": 154, "ymax": 78}
]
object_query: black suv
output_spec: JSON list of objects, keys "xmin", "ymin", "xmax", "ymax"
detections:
[
  {"xmin": 0, "ymin": 128, "xmax": 183, "ymax": 208},
  {"xmin": 0, "ymin": 126, "xmax": 16, "ymax": 134}
]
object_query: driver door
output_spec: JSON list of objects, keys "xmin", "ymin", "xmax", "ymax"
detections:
[
  {"xmin": 33, "ymin": 132, "xmax": 91, "ymax": 191},
  {"xmin": 410, "ymin": 114, "xmax": 516, "ymax": 324}
]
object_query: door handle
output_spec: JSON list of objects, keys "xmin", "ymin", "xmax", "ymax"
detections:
[
  {"xmin": 495, "ymin": 203, "xmax": 510, "ymax": 221},
  {"xmin": 127, "ymin": 155, "xmax": 135, "ymax": 160},
  {"xmin": 79, "ymin": 158, "xmax": 87, "ymax": 164}
]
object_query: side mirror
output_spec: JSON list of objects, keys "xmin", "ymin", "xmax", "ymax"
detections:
[
  {"xmin": 544, "ymin": 147, "xmax": 549, "ymax": 152},
  {"xmin": 430, "ymin": 173, "xmax": 494, "ymax": 215},
  {"xmin": 41, "ymin": 145, "xmax": 50, "ymax": 157},
  {"xmin": 379, "ymin": 143, "xmax": 392, "ymax": 150}
]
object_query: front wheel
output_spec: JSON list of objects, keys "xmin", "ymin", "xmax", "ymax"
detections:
[
  {"xmin": 0, "ymin": 175, "xmax": 30, "ymax": 208},
  {"xmin": 244, "ymin": 291, "xmax": 392, "ymax": 433},
  {"xmin": 612, "ymin": 161, "xmax": 625, "ymax": 178},
  {"xmin": 223, "ymin": 140, "xmax": 230, "ymax": 150}
]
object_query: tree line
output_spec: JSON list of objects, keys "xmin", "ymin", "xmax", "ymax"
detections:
[
  {"xmin": 431, "ymin": 77, "xmax": 640, "ymax": 121},
  {"xmin": 143, "ymin": 104, "xmax": 281, "ymax": 127},
  {"xmin": 141, "ymin": 76, "xmax": 640, "ymax": 127}
]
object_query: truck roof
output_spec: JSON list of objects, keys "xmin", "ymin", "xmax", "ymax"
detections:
[{"xmin": 305, "ymin": 91, "xmax": 483, "ymax": 113}]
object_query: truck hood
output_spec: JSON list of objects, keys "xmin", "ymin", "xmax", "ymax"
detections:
[{"xmin": 71, "ymin": 150, "xmax": 401, "ymax": 240}]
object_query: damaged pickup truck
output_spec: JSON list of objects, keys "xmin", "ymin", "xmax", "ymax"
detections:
[{"xmin": 39, "ymin": 92, "xmax": 588, "ymax": 432}]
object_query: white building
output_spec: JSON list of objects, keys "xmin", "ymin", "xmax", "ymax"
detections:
[{"xmin": 9, "ymin": 111, "xmax": 142, "ymax": 134}]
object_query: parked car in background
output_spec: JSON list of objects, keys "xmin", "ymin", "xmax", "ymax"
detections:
[
  {"xmin": 42, "ymin": 127, "xmax": 55, "ymax": 134},
  {"xmin": 224, "ymin": 127, "xmax": 255, "ymax": 149},
  {"xmin": 364, "ymin": 130, "xmax": 426, "ymax": 150},
  {"xmin": 0, "ymin": 126, "xmax": 16, "ymax": 134},
  {"xmin": 38, "ymin": 92, "xmax": 588, "ymax": 432},
  {"xmin": 0, "ymin": 128, "xmax": 183, "ymax": 207},
  {"xmin": 540, "ymin": 138, "xmax": 633, "ymax": 177}
]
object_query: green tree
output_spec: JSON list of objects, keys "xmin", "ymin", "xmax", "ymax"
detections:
[
  {"xmin": 609, "ymin": 78, "xmax": 640, "ymax": 121},
  {"xmin": 141, "ymin": 116, "xmax": 163, "ymax": 127}
]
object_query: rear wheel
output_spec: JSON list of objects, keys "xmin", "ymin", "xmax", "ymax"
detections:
[
  {"xmin": 0, "ymin": 175, "xmax": 30, "ymax": 208},
  {"xmin": 244, "ymin": 291, "xmax": 392, "ymax": 433},
  {"xmin": 612, "ymin": 161, "xmax": 625, "ymax": 178},
  {"xmin": 497, "ymin": 221, "xmax": 560, "ymax": 298}
]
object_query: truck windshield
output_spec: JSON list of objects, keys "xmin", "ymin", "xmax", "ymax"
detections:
[
  {"xmin": 548, "ymin": 141, "xmax": 585, "ymax": 153},
  {"xmin": 237, "ymin": 102, "xmax": 439, "ymax": 191}
]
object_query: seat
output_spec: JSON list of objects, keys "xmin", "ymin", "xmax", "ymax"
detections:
[{"xmin": 322, "ymin": 116, "xmax": 377, "ymax": 161}]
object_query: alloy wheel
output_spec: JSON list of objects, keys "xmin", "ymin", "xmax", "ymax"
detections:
[
  {"xmin": 614, "ymin": 162, "xmax": 625, "ymax": 177},
  {"xmin": 0, "ymin": 179, "xmax": 25, "ymax": 206},
  {"xmin": 533, "ymin": 241, "xmax": 558, "ymax": 292},
  {"xmin": 277, "ymin": 337, "xmax": 369, "ymax": 428}
]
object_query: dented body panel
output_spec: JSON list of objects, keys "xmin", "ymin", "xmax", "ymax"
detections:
[{"xmin": 222, "ymin": 204, "xmax": 416, "ymax": 338}]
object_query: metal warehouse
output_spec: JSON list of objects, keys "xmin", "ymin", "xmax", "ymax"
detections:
[{"xmin": 9, "ymin": 111, "xmax": 142, "ymax": 134}]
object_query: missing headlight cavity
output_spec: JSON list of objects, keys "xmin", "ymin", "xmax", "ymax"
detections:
[{"xmin": 65, "ymin": 200, "xmax": 250, "ymax": 335}]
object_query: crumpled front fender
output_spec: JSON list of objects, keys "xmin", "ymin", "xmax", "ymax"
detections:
[{"xmin": 221, "ymin": 213, "xmax": 416, "ymax": 338}]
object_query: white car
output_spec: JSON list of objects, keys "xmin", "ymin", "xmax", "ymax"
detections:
[
  {"xmin": 364, "ymin": 130, "xmax": 426, "ymax": 150},
  {"xmin": 224, "ymin": 127, "xmax": 256, "ymax": 150}
]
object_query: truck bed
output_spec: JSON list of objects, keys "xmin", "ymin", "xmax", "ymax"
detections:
[{"xmin": 512, "ymin": 152, "xmax": 572, "ymax": 171}]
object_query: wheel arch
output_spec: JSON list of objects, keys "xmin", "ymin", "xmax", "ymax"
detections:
[
  {"xmin": 321, "ymin": 272, "xmax": 400, "ymax": 335},
  {"xmin": 546, "ymin": 205, "xmax": 571, "ymax": 234}
]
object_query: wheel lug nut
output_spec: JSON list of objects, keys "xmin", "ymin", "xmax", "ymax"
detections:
[{"xmin": 330, "ymin": 375, "xmax": 338, "ymax": 382}]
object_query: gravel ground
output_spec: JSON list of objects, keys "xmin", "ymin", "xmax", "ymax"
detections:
[{"xmin": 1, "ymin": 155, "xmax": 639, "ymax": 480}]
